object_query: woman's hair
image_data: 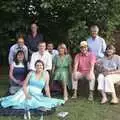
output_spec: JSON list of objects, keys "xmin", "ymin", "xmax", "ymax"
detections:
[
  {"xmin": 35, "ymin": 60, "xmax": 44, "ymax": 69},
  {"xmin": 14, "ymin": 50, "xmax": 27, "ymax": 67},
  {"xmin": 105, "ymin": 44, "xmax": 116, "ymax": 56},
  {"xmin": 58, "ymin": 43, "xmax": 68, "ymax": 54}
]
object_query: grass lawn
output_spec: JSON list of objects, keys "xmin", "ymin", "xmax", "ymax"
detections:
[{"xmin": 0, "ymin": 67, "xmax": 120, "ymax": 120}]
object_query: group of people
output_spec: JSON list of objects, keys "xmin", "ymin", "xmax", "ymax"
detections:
[{"xmin": 0, "ymin": 23, "xmax": 120, "ymax": 111}]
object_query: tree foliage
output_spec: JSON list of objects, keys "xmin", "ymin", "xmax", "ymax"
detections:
[{"xmin": 0, "ymin": 0, "xmax": 120, "ymax": 53}]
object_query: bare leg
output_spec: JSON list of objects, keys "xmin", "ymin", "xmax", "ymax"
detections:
[
  {"xmin": 62, "ymin": 81, "xmax": 68, "ymax": 101},
  {"xmin": 111, "ymin": 92, "xmax": 119, "ymax": 104},
  {"xmin": 100, "ymin": 90, "xmax": 108, "ymax": 104}
]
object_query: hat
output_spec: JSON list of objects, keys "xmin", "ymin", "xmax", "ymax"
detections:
[{"xmin": 80, "ymin": 41, "xmax": 88, "ymax": 47}]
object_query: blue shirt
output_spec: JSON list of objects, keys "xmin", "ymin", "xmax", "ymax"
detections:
[{"xmin": 87, "ymin": 36, "xmax": 106, "ymax": 58}]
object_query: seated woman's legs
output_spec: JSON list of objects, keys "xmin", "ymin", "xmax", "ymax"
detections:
[
  {"xmin": 62, "ymin": 80, "xmax": 68, "ymax": 101},
  {"xmin": 97, "ymin": 74, "xmax": 108, "ymax": 103},
  {"xmin": 105, "ymin": 74, "xmax": 120, "ymax": 103}
]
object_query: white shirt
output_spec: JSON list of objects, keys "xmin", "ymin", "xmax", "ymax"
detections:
[
  {"xmin": 29, "ymin": 51, "xmax": 52, "ymax": 71},
  {"xmin": 87, "ymin": 36, "xmax": 106, "ymax": 58},
  {"xmin": 47, "ymin": 49, "xmax": 58, "ymax": 59}
]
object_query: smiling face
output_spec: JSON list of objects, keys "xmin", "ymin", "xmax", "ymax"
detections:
[
  {"xmin": 17, "ymin": 38, "xmax": 24, "ymax": 47},
  {"xmin": 58, "ymin": 46, "xmax": 66, "ymax": 55},
  {"xmin": 106, "ymin": 45, "xmax": 115, "ymax": 57},
  {"xmin": 106, "ymin": 48, "xmax": 114, "ymax": 56},
  {"xmin": 35, "ymin": 62, "xmax": 44, "ymax": 72},
  {"xmin": 38, "ymin": 42, "xmax": 46, "ymax": 53},
  {"xmin": 31, "ymin": 23, "xmax": 38, "ymax": 33},
  {"xmin": 91, "ymin": 30, "xmax": 98, "ymax": 38},
  {"xmin": 80, "ymin": 46, "xmax": 88, "ymax": 54},
  {"xmin": 90, "ymin": 26, "xmax": 99, "ymax": 38},
  {"xmin": 17, "ymin": 52, "xmax": 25, "ymax": 62},
  {"xmin": 47, "ymin": 43, "xmax": 54, "ymax": 52}
]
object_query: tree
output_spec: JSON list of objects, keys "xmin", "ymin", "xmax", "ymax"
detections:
[{"xmin": 0, "ymin": 0, "xmax": 120, "ymax": 55}]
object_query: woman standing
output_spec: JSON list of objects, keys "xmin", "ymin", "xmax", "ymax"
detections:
[
  {"xmin": 9, "ymin": 50, "xmax": 27, "ymax": 94},
  {"xmin": 97, "ymin": 45, "xmax": 120, "ymax": 104},
  {"xmin": 52, "ymin": 43, "xmax": 72, "ymax": 101}
]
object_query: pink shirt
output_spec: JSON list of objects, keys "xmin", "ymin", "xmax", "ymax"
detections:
[{"xmin": 74, "ymin": 52, "xmax": 96, "ymax": 74}]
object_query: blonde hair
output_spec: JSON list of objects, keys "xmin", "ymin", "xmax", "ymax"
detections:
[{"xmin": 58, "ymin": 43, "xmax": 67, "ymax": 54}]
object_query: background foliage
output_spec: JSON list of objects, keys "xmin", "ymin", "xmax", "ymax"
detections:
[{"xmin": 0, "ymin": 0, "xmax": 120, "ymax": 63}]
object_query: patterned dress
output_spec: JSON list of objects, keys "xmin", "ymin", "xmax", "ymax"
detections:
[{"xmin": 53, "ymin": 54, "xmax": 72, "ymax": 88}]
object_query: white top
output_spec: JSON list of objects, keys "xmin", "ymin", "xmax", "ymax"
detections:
[
  {"xmin": 47, "ymin": 49, "xmax": 58, "ymax": 59},
  {"xmin": 29, "ymin": 51, "xmax": 52, "ymax": 71},
  {"xmin": 87, "ymin": 36, "xmax": 106, "ymax": 58}
]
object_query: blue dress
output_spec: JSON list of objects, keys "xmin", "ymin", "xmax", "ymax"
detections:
[{"xmin": 0, "ymin": 72, "xmax": 65, "ymax": 109}]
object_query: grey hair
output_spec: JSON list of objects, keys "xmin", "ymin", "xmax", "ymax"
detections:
[{"xmin": 90, "ymin": 25, "xmax": 99, "ymax": 33}]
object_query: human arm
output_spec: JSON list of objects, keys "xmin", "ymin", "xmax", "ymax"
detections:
[
  {"xmin": 24, "ymin": 46, "xmax": 28, "ymax": 61},
  {"xmin": 73, "ymin": 54, "xmax": 79, "ymax": 73},
  {"xmin": 102, "ymin": 39, "xmax": 107, "ymax": 53},
  {"xmin": 8, "ymin": 47, "xmax": 14, "ymax": 65},
  {"xmin": 23, "ymin": 72, "xmax": 32, "ymax": 99},
  {"xmin": 88, "ymin": 53, "xmax": 96, "ymax": 80},
  {"xmin": 68, "ymin": 55, "xmax": 72, "ymax": 75},
  {"xmin": 44, "ymin": 71, "xmax": 51, "ymax": 97},
  {"xmin": 29, "ymin": 53, "xmax": 36, "ymax": 71}
]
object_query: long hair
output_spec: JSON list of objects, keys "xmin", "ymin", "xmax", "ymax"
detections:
[{"xmin": 14, "ymin": 50, "xmax": 27, "ymax": 69}]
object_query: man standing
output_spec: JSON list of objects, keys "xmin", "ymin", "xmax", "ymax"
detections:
[
  {"xmin": 29, "ymin": 41, "xmax": 52, "ymax": 71},
  {"xmin": 72, "ymin": 41, "xmax": 96, "ymax": 101},
  {"xmin": 25, "ymin": 23, "xmax": 43, "ymax": 60},
  {"xmin": 8, "ymin": 37, "xmax": 28, "ymax": 65},
  {"xmin": 87, "ymin": 25, "xmax": 106, "ymax": 59}
]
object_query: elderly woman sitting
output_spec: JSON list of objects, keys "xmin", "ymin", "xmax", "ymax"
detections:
[{"xmin": 97, "ymin": 45, "xmax": 120, "ymax": 104}]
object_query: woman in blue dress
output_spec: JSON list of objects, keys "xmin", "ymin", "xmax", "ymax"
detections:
[
  {"xmin": 9, "ymin": 50, "xmax": 27, "ymax": 94},
  {"xmin": 0, "ymin": 60, "xmax": 64, "ymax": 109}
]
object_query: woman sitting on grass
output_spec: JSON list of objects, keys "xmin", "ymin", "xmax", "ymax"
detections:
[
  {"xmin": 97, "ymin": 45, "xmax": 120, "ymax": 104},
  {"xmin": 9, "ymin": 50, "xmax": 27, "ymax": 94},
  {"xmin": 0, "ymin": 60, "xmax": 64, "ymax": 109}
]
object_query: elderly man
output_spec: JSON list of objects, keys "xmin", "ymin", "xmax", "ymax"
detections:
[
  {"xmin": 72, "ymin": 41, "xmax": 96, "ymax": 101},
  {"xmin": 8, "ymin": 37, "xmax": 28, "ymax": 65},
  {"xmin": 29, "ymin": 41, "xmax": 52, "ymax": 71},
  {"xmin": 87, "ymin": 25, "xmax": 106, "ymax": 59},
  {"xmin": 25, "ymin": 23, "xmax": 43, "ymax": 61}
]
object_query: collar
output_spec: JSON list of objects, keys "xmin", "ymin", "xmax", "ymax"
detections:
[
  {"xmin": 91, "ymin": 35, "xmax": 99, "ymax": 40},
  {"xmin": 79, "ymin": 52, "xmax": 89, "ymax": 56}
]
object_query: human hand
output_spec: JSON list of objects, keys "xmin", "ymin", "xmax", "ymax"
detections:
[
  {"xmin": 87, "ymin": 71, "xmax": 95, "ymax": 80},
  {"xmin": 103, "ymin": 71, "xmax": 111, "ymax": 76}
]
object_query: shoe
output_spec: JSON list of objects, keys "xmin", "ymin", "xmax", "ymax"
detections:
[
  {"xmin": 88, "ymin": 94, "xmax": 94, "ymax": 101},
  {"xmin": 101, "ymin": 98, "xmax": 108, "ymax": 104},
  {"xmin": 71, "ymin": 94, "xmax": 77, "ymax": 99},
  {"xmin": 111, "ymin": 98, "xmax": 119, "ymax": 104},
  {"xmin": 64, "ymin": 97, "xmax": 68, "ymax": 102}
]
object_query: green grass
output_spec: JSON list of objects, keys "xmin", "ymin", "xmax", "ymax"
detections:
[{"xmin": 0, "ymin": 67, "xmax": 120, "ymax": 120}]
